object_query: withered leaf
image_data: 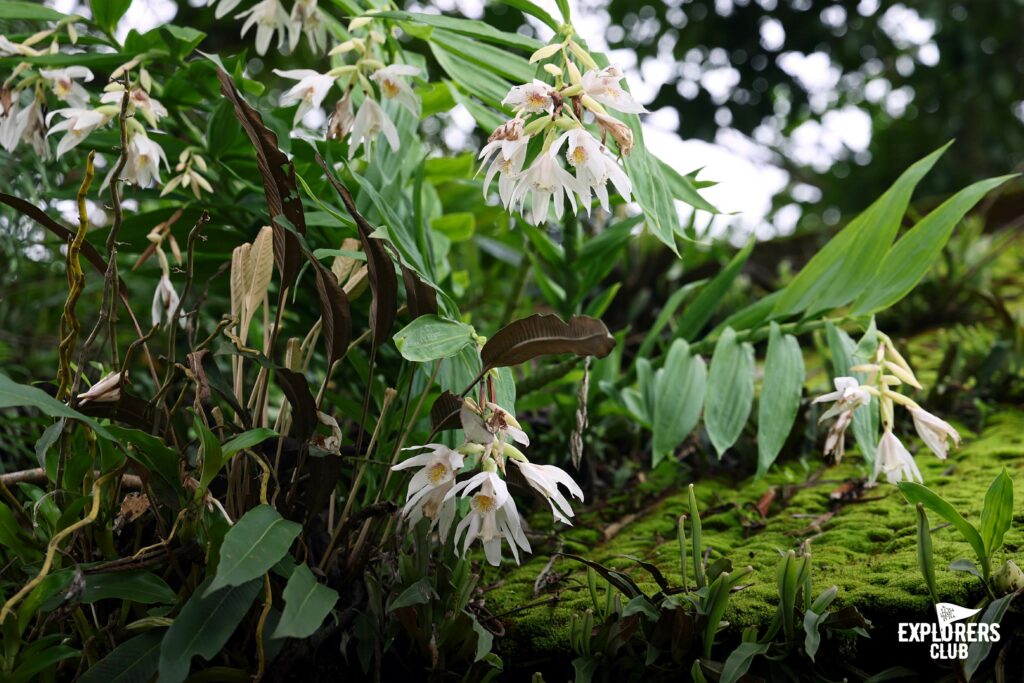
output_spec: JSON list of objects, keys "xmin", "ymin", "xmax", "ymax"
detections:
[
  {"xmin": 275, "ymin": 368, "xmax": 318, "ymax": 443},
  {"xmin": 314, "ymin": 153, "xmax": 397, "ymax": 350},
  {"xmin": 216, "ymin": 67, "xmax": 305, "ymax": 290},
  {"xmin": 311, "ymin": 259, "xmax": 353, "ymax": 367},
  {"xmin": 481, "ymin": 314, "xmax": 615, "ymax": 372},
  {"xmin": 401, "ymin": 261, "xmax": 438, "ymax": 320},
  {"xmin": 430, "ymin": 391, "xmax": 464, "ymax": 433}
]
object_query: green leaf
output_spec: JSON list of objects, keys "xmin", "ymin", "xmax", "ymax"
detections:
[
  {"xmin": 272, "ymin": 563, "xmax": 339, "ymax": 640},
  {"xmin": 11, "ymin": 644, "xmax": 79, "ymax": 683},
  {"xmin": 471, "ymin": 614, "xmax": 494, "ymax": 662},
  {"xmin": 104, "ymin": 426, "xmax": 180, "ymax": 493},
  {"xmin": 430, "ymin": 212, "xmax": 475, "ymax": 242},
  {"xmin": 979, "ymin": 469, "xmax": 1013, "ymax": 558},
  {"xmin": 653, "ymin": 155, "xmax": 719, "ymax": 214},
  {"xmin": 221, "ymin": 428, "xmax": 277, "ymax": 460},
  {"xmin": 677, "ymin": 240, "xmax": 754, "ymax": 341},
  {"xmin": 430, "ymin": 28, "xmax": 534, "ymax": 83},
  {"xmin": 0, "ymin": 1, "xmax": 68, "ymax": 20},
  {"xmin": 964, "ymin": 592, "xmax": 1015, "ymax": 681},
  {"xmin": 390, "ymin": 577, "xmax": 438, "ymax": 610},
  {"xmin": 704, "ymin": 328, "xmax": 755, "ymax": 457},
  {"xmin": 637, "ymin": 279, "xmax": 705, "ymax": 358},
  {"xmin": 720, "ymin": 641, "xmax": 769, "ymax": 683},
  {"xmin": 83, "ymin": 571, "xmax": 176, "ymax": 605},
  {"xmin": 916, "ymin": 503, "xmax": 938, "ymax": 603},
  {"xmin": 853, "ymin": 175, "xmax": 1016, "ymax": 314},
  {"xmin": 756, "ymin": 323, "xmax": 804, "ymax": 476},
  {"xmin": 623, "ymin": 118, "xmax": 680, "ymax": 254},
  {"xmin": 773, "ymin": 142, "xmax": 951, "ymax": 318},
  {"xmin": 373, "ymin": 10, "xmax": 542, "ymax": 51},
  {"xmin": 206, "ymin": 505, "xmax": 301, "ymax": 594},
  {"xmin": 193, "ymin": 418, "xmax": 223, "ymax": 500},
  {"xmin": 393, "ymin": 314, "xmax": 476, "ymax": 363},
  {"xmin": 157, "ymin": 577, "xmax": 261, "ymax": 683},
  {"xmin": 90, "ymin": 0, "xmax": 132, "ymax": 34},
  {"xmin": 0, "ymin": 502, "xmax": 39, "ymax": 561},
  {"xmin": 79, "ymin": 630, "xmax": 163, "ymax": 683},
  {"xmin": 0, "ymin": 373, "xmax": 115, "ymax": 440},
  {"xmin": 652, "ymin": 340, "xmax": 706, "ymax": 467},
  {"xmin": 899, "ymin": 481, "xmax": 988, "ymax": 577},
  {"xmin": 497, "ymin": 0, "xmax": 559, "ymax": 30}
]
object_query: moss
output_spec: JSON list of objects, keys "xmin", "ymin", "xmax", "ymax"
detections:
[{"xmin": 486, "ymin": 410, "xmax": 1024, "ymax": 659}]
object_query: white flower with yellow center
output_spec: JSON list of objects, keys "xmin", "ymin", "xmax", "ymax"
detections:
[
  {"xmin": 370, "ymin": 64, "xmax": 420, "ymax": 115},
  {"xmin": 813, "ymin": 376, "xmax": 871, "ymax": 462},
  {"xmin": 502, "ymin": 80, "xmax": 556, "ymax": 115},
  {"xmin": 510, "ymin": 151, "xmax": 583, "ymax": 225},
  {"xmin": 46, "ymin": 107, "xmax": 112, "ymax": 158},
  {"xmin": 479, "ymin": 118, "xmax": 529, "ymax": 209},
  {"xmin": 871, "ymin": 430, "xmax": 922, "ymax": 485},
  {"xmin": 40, "ymin": 67, "xmax": 94, "ymax": 108},
  {"xmin": 460, "ymin": 398, "xmax": 530, "ymax": 462},
  {"xmin": 910, "ymin": 407, "xmax": 960, "ymax": 460},
  {"xmin": 391, "ymin": 444, "xmax": 464, "ymax": 534},
  {"xmin": 348, "ymin": 97, "xmax": 399, "ymax": 159},
  {"xmin": 581, "ymin": 66, "xmax": 647, "ymax": 114},
  {"xmin": 100, "ymin": 86, "xmax": 168, "ymax": 128},
  {"xmin": 447, "ymin": 472, "xmax": 531, "ymax": 566},
  {"xmin": 122, "ymin": 133, "xmax": 168, "ymax": 188},
  {"xmin": 554, "ymin": 128, "xmax": 632, "ymax": 212},
  {"xmin": 237, "ymin": 0, "xmax": 290, "ymax": 56},
  {"xmin": 274, "ymin": 69, "xmax": 335, "ymax": 126},
  {"xmin": 288, "ymin": 0, "xmax": 326, "ymax": 53}
]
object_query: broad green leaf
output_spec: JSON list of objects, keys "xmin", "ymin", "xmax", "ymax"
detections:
[
  {"xmin": 0, "ymin": 373, "xmax": 115, "ymax": 440},
  {"xmin": 105, "ymin": 426, "xmax": 180, "ymax": 492},
  {"xmin": 157, "ymin": 577, "xmax": 261, "ymax": 683},
  {"xmin": 677, "ymin": 239, "xmax": 754, "ymax": 340},
  {"xmin": 471, "ymin": 614, "xmax": 493, "ymax": 662},
  {"xmin": 272, "ymin": 563, "xmax": 339, "ymax": 640},
  {"xmin": 90, "ymin": 0, "xmax": 132, "ymax": 34},
  {"xmin": 393, "ymin": 314, "xmax": 476, "ymax": 363},
  {"xmin": 899, "ymin": 482, "xmax": 988, "ymax": 577},
  {"xmin": 206, "ymin": 505, "xmax": 301, "ymax": 594},
  {"xmin": 389, "ymin": 577, "xmax": 438, "ymax": 610},
  {"xmin": 964, "ymin": 592, "xmax": 1015, "ymax": 681},
  {"xmin": 652, "ymin": 340, "xmax": 706, "ymax": 467},
  {"xmin": 11, "ymin": 644, "xmax": 78, "ymax": 683},
  {"xmin": 430, "ymin": 212, "xmax": 475, "ymax": 242},
  {"xmin": 637, "ymin": 279, "xmax": 705, "ymax": 358},
  {"xmin": 622, "ymin": 117, "xmax": 680, "ymax": 254},
  {"xmin": 83, "ymin": 571, "xmax": 176, "ymax": 605},
  {"xmin": 430, "ymin": 28, "xmax": 535, "ymax": 84},
  {"xmin": 773, "ymin": 142, "xmax": 951, "ymax": 318},
  {"xmin": 0, "ymin": 1, "xmax": 68, "ymax": 20},
  {"xmin": 79, "ymin": 630, "xmax": 163, "ymax": 683},
  {"xmin": 916, "ymin": 503, "xmax": 938, "ymax": 603},
  {"xmin": 720, "ymin": 641, "xmax": 769, "ymax": 683},
  {"xmin": 979, "ymin": 469, "xmax": 1013, "ymax": 558},
  {"xmin": 0, "ymin": 502, "xmax": 39, "ymax": 561},
  {"xmin": 431, "ymin": 43, "xmax": 512, "ymax": 112},
  {"xmin": 372, "ymin": 10, "xmax": 542, "ymax": 51},
  {"xmin": 853, "ymin": 175, "xmax": 1016, "ymax": 314},
  {"xmin": 704, "ymin": 328, "xmax": 755, "ymax": 457},
  {"xmin": 757, "ymin": 323, "xmax": 804, "ymax": 476}
]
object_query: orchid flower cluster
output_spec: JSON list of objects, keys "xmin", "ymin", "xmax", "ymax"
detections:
[
  {"xmin": 270, "ymin": 14, "xmax": 420, "ymax": 159},
  {"xmin": 814, "ymin": 332, "xmax": 960, "ymax": 485},
  {"xmin": 479, "ymin": 37, "xmax": 645, "ymax": 225},
  {"xmin": 392, "ymin": 397, "xmax": 583, "ymax": 566},
  {"xmin": 0, "ymin": 31, "xmax": 218, "ymax": 196},
  {"xmin": 209, "ymin": 0, "xmax": 327, "ymax": 56}
]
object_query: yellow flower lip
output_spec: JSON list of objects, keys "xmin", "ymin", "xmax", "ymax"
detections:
[{"xmin": 472, "ymin": 493, "xmax": 496, "ymax": 513}]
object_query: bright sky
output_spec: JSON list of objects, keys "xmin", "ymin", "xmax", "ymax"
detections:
[{"xmin": 45, "ymin": 0, "xmax": 940, "ymax": 242}]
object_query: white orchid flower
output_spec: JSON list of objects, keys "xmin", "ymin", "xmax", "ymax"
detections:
[
  {"xmin": 553, "ymin": 127, "xmax": 632, "ymax": 212},
  {"xmin": 237, "ymin": 0, "xmax": 289, "ymax": 56},
  {"xmin": 370, "ymin": 64, "xmax": 420, "ymax": 115},
  {"xmin": 510, "ymin": 150, "xmax": 583, "ymax": 225},
  {"xmin": 123, "ymin": 133, "xmax": 168, "ymax": 188},
  {"xmin": 511, "ymin": 459, "xmax": 584, "ymax": 525},
  {"xmin": 327, "ymin": 90, "xmax": 355, "ymax": 141},
  {"xmin": 348, "ymin": 97, "xmax": 399, "ymax": 159},
  {"xmin": 479, "ymin": 118, "xmax": 529, "ymax": 208},
  {"xmin": 581, "ymin": 66, "xmax": 647, "ymax": 114},
  {"xmin": 812, "ymin": 377, "xmax": 871, "ymax": 463},
  {"xmin": 447, "ymin": 472, "xmax": 531, "ymax": 566},
  {"xmin": 274, "ymin": 69, "xmax": 335, "ymax": 126},
  {"xmin": 288, "ymin": 0, "xmax": 326, "ymax": 53},
  {"xmin": 871, "ymin": 430, "xmax": 922, "ymax": 485},
  {"xmin": 208, "ymin": 0, "xmax": 243, "ymax": 19},
  {"xmin": 40, "ymin": 67, "xmax": 93, "ymax": 108},
  {"xmin": 910, "ymin": 407, "xmax": 960, "ymax": 460},
  {"xmin": 152, "ymin": 274, "xmax": 182, "ymax": 329},
  {"xmin": 502, "ymin": 80, "xmax": 556, "ymax": 115},
  {"xmin": 46, "ymin": 107, "xmax": 112, "ymax": 158},
  {"xmin": 101, "ymin": 86, "xmax": 168, "ymax": 128},
  {"xmin": 392, "ymin": 444, "xmax": 465, "ymax": 536}
]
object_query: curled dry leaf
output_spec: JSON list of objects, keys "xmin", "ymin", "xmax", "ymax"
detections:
[
  {"xmin": 430, "ymin": 391, "xmax": 465, "ymax": 433},
  {"xmin": 243, "ymin": 225, "xmax": 274, "ymax": 329},
  {"xmin": 312, "ymin": 259, "xmax": 353, "ymax": 367}
]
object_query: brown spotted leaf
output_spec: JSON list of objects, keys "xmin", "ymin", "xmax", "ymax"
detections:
[{"xmin": 481, "ymin": 314, "xmax": 615, "ymax": 372}]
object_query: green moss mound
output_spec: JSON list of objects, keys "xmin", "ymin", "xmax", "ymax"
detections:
[{"xmin": 486, "ymin": 410, "xmax": 1024, "ymax": 659}]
